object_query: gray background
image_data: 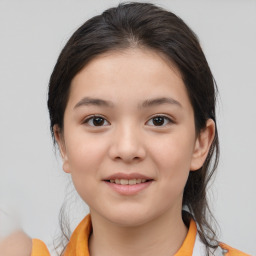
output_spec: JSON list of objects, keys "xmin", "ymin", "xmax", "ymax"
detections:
[{"xmin": 0, "ymin": 0, "xmax": 255, "ymax": 255}]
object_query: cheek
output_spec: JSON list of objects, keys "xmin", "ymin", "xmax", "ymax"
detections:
[
  {"xmin": 66, "ymin": 133, "xmax": 108, "ymax": 169},
  {"xmin": 148, "ymin": 129, "xmax": 196, "ymax": 194},
  {"xmin": 65, "ymin": 138, "xmax": 105, "ymax": 204},
  {"xmin": 150, "ymin": 134, "xmax": 195, "ymax": 172},
  {"xmin": 150, "ymin": 138, "xmax": 193, "ymax": 204},
  {"xmin": 64, "ymin": 134, "xmax": 110, "ymax": 198}
]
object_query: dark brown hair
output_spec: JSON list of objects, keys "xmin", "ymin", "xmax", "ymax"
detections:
[{"xmin": 48, "ymin": 2, "xmax": 219, "ymax": 254}]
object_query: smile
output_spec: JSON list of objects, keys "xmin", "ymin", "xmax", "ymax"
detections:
[
  {"xmin": 107, "ymin": 179, "xmax": 148, "ymax": 185},
  {"xmin": 104, "ymin": 175, "xmax": 153, "ymax": 195},
  {"xmin": 103, "ymin": 173, "xmax": 154, "ymax": 195}
]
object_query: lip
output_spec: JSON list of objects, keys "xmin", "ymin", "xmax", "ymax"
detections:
[
  {"xmin": 103, "ymin": 172, "xmax": 154, "ymax": 195},
  {"xmin": 104, "ymin": 172, "xmax": 153, "ymax": 180},
  {"xmin": 104, "ymin": 180, "xmax": 153, "ymax": 195}
]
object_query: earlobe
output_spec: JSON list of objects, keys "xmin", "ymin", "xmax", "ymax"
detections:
[
  {"xmin": 190, "ymin": 119, "xmax": 215, "ymax": 171},
  {"xmin": 53, "ymin": 125, "xmax": 71, "ymax": 173},
  {"xmin": 62, "ymin": 161, "xmax": 70, "ymax": 173}
]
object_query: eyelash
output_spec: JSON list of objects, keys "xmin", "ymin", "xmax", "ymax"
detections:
[
  {"xmin": 82, "ymin": 115, "xmax": 110, "ymax": 127},
  {"xmin": 82, "ymin": 115, "xmax": 174, "ymax": 127},
  {"xmin": 146, "ymin": 115, "xmax": 174, "ymax": 127}
]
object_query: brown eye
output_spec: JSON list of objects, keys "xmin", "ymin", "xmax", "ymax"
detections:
[
  {"xmin": 83, "ymin": 116, "xmax": 110, "ymax": 127},
  {"xmin": 146, "ymin": 115, "xmax": 173, "ymax": 127},
  {"xmin": 93, "ymin": 117, "xmax": 104, "ymax": 126},
  {"xmin": 152, "ymin": 116, "xmax": 165, "ymax": 126}
]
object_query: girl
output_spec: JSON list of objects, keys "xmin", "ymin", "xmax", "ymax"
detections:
[{"xmin": 1, "ymin": 2, "xmax": 250, "ymax": 256}]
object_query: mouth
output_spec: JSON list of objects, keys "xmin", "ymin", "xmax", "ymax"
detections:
[
  {"xmin": 105, "ymin": 178, "xmax": 153, "ymax": 185},
  {"xmin": 103, "ymin": 173, "xmax": 154, "ymax": 195}
]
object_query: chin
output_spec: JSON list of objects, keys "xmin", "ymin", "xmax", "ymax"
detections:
[{"xmin": 102, "ymin": 208, "xmax": 157, "ymax": 228}]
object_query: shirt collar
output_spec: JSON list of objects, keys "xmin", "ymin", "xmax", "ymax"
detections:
[{"xmin": 64, "ymin": 214, "xmax": 198, "ymax": 256}]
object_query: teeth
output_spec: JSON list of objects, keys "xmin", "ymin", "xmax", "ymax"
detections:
[
  {"xmin": 109, "ymin": 179, "xmax": 148, "ymax": 185},
  {"xmin": 120, "ymin": 179, "xmax": 129, "ymax": 185},
  {"xmin": 128, "ymin": 179, "xmax": 136, "ymax": 185}
]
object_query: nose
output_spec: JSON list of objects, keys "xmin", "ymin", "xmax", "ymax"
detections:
[{"xmin": 108, "ymin": 123, "xmax": 146, "ymax": 163}]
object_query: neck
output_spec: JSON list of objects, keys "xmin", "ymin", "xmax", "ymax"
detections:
[{"xmin": 88, "ymin": 209, "xmax": 188, "ymax": 256}]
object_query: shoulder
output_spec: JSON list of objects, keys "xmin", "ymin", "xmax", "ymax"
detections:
[
  {"xmin": 219, "ymin": 242, "xmax": 252, "ymax": 256},
  {"xmin": 31, "ymin": 238, "xmax": 50, "ymax": 256}
]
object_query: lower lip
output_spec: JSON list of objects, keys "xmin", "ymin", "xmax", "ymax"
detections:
[{"xmin": 104, "ymin": 181, "xmax": 153, "ymax": 195}]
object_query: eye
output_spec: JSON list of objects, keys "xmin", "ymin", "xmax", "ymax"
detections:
[
  {"xmin": 83, "ymin": 115, "xmax": 110, "ymax": 127},
  {"xmin": 146, "ymin": 115, "xmax": 173, "ymax": 127}
]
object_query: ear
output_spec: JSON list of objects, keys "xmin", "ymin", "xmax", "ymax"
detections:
[
  {"xmin": 190, "ymin": 119, "xmax": 215, "ymax": 171},
  {"xmin": 53, "ymin": 124, "xmax": 70, "ymax": 173}
]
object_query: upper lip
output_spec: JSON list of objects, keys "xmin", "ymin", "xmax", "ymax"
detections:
[{"xmin": 104, "ymin": 172, "xmax": 153, "ymax": 181}]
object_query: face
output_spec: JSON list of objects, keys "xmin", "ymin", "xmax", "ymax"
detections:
[{"xmin": 55, "ymin": 48, "xmax": 213, "ymax": 227}]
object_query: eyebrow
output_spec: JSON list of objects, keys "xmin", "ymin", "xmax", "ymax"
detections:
[
  {"xmin": 139, "ymin": 97, "xmax": 182, "ymax": 109},
  {"xmin": 74, "ymin": 96, "xmax": 182, "ymax": 109},
  {"xmin": 74, "ymin": 97, "xmax": 114, "ymax": 109}
]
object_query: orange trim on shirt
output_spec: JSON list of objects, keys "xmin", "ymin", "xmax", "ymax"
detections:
[
  {"xmin": 63, "ymin": 214, "xmax": 197, "ymax": 256},
  {"xmin": 31, "ymin": 238, "xmax": 50, "ymax": 255},
  {"xmin": 174, "ymin": 219, "xmax": 197, "ymax": 256},
  {"xmin": 219, "ymin": 242, "xmax": 251, "ymax": 256},
  {"xmin": 31, "ymin": 214, "xmax": 250, "ymax": 256},
  {"xmin": 63, "ymin": 214, "xmax": 92, "ymax": 256}
]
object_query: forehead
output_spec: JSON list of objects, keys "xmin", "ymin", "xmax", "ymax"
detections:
[
  {"xmin": 73, "ymin": 47, "xmax": 182, "ymax": 84},
  {"xmin": 68, "ymin": 48, "xmax": 191, "ymax": 110}
]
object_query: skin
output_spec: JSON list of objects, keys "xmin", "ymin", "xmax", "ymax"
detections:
[
  {"xmin": 55, "ymin": 48, "xmax": 215, "ymax": 256},
  {"xmin": 0, "ymin": 231, "xmax": 32, "ymax": 256}
]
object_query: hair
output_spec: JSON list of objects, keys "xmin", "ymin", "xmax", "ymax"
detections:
[{"xmin": 48, "ymin": 1, "xmax": 219, "ymax": 254}]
